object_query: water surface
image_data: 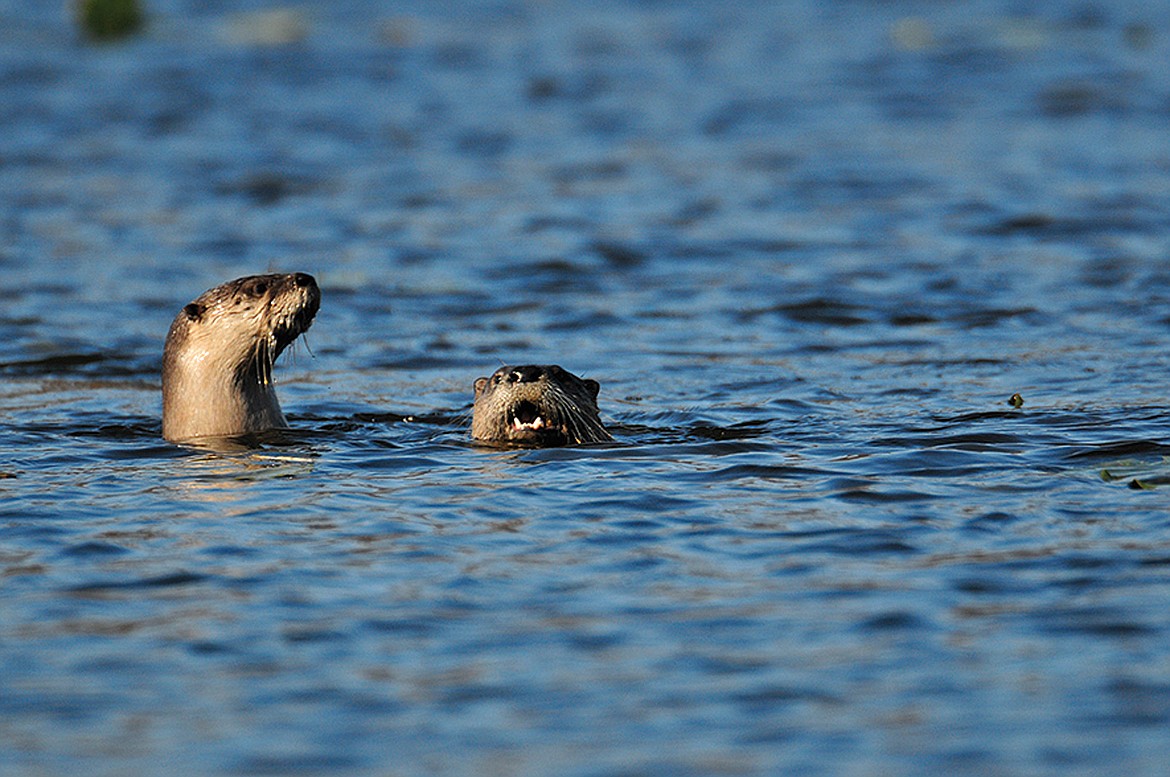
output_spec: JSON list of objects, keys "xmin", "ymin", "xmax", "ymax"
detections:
[{"xmin": 3, "ymin": 1, "xmax": 1170, "ymax": 774}]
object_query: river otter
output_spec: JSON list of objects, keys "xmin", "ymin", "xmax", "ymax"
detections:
[
  {"xmin": 162, "ymin": 272, "xmax": 320, "ymax": 443},
  {"xmin": 471, "ymin": 364, "xmax": 612, "ymax": 447}
]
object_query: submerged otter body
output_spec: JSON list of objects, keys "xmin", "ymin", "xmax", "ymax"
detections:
[
  {"xmin": 162, "ymin": 272, "xmax": 320, "ymax": 443},
  {"xmin": 471, "ymin": 364, "xmax": 612, "ymax": 447}
]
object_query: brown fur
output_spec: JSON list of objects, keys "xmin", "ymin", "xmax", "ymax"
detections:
[
  {"xmin": 471, "ymin": 364, "xmax": 611, "ymax": 447},
  {"xmin": 162, "ymin": 273, "xmax": 319, "ymax": 443}
]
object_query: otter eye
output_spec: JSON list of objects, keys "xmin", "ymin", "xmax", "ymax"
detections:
[
  {"xmin": 183, "ymin": 303, "xmax": 203, "ymax": 321},
  {"xmin": 251, "ymin": 280, "xmax": 269, "ymax": 296}
]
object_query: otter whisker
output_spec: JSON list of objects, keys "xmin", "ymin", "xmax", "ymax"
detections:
[
  {"xmin": 551, "ymin": 391, "xmax": 587, "ymax": 444},
  {"xmin": 578, "ymin": 404, "xmax": 611, "ymax": 440},
  {"xmin": 555, "ymin": 387, "xmax": 610, "ymax": 443},
  {"xmin": 256, "ymin": 335, "xmax": 274, "ymax": 386},
  {"xmin": 250, "ymin": 337, "xmax": 266, "ymax": 386},
  {"xmin": 266, "ymin": 334, "xmax": 277, "ymax": 384}
]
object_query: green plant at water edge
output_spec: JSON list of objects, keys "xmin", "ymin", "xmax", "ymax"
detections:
[{"xmin": 77, "ymin": 0, "xmax": 144, "ymax": 41}]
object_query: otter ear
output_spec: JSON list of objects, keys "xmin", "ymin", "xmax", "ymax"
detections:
[
  {"xmin": 473, "ymin": 377, "xmax": 488, "ymax": 398},
  {"xmin": 584, "ymin": 379, "xmax": 600, "ymax": 399},
  {"xmin": 183, "ymin": 303, "xmax": 204, "ymax": 321}
]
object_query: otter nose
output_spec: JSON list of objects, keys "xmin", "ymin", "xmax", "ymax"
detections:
[
  {"xmin": 510, "ymin": 365, "xmax": 545, "ymax": 383},
  {"xmin": 293, "ymin": 272, "xmax": 316, "ymax": 288}
]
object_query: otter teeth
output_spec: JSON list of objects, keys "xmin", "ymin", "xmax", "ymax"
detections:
[
  {"xmin": 511, "ymin": 401, "xmax": 546, "ymax": 431},
  {"xmin": 512, "ymin": 415, "xmax": 545, "ymax": 431}
]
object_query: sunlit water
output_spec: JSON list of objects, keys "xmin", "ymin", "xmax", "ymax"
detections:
[{"xmin": 3, "ymin": 1, "xmax": 1170, "ymax": 774}]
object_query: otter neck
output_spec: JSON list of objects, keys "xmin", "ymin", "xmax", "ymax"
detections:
[{"xmin": 161, "ymin": 342, "xmax": 286, "ymax": 442}]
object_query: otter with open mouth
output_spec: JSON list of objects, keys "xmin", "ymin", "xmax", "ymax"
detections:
[
  {"xmin": 162, "ymin": 272, "xmax": 320, "ymax": 443},
  {"xmin": 471, "ymin": 364, "xmax": 612, "ymax": 447}
]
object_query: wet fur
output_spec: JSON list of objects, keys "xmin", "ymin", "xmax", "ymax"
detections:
[
  {"xmin": 162, "ymin": 273, "xmax": 319, "ymax": 443},
  {"xmin": 471, "ymin": 364, "xmax": 611, "ymax": 447}
]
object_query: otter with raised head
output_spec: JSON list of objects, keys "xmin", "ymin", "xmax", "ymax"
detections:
[
  {"xmin": 162, "ymin": 272, "xmax": 320, "ymax": 443},
  {"xmin": 471, "ymin": 364, "xmax": 612, "ymax": 447}
]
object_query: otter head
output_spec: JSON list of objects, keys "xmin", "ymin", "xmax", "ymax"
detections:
[
  {"xmin": 162, "ymin": 272, "xmax": 320, "ymax": 443},
  {"xmin": 471, "ymin": 364, "xmax": 612, "ymax": 447}
]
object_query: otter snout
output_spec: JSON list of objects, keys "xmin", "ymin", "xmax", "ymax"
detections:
[
  {"xmin": 471, "ymin": 363, "xmax": 611, "ymax": 447},
  {"xmin": 502, "ymin": 365, "xmax": 548, "ymax": 384}
]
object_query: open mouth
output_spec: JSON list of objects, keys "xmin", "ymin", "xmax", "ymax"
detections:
[
  {"xmin": 509, "ymin": 400, "xmax": 546, "ymax": 432},
  {"xmin": 271, "ymin": 301, "xmax": 319, "ymax": 356}
]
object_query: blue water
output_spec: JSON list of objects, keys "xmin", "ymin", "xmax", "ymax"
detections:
[{"xmin": 4, "ymin": 1, "xmax": 1170, "ymax": 774}]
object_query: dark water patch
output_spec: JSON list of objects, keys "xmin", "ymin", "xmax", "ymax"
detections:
[
  {"xmin": 214, "ymin": 170, "xmax": 326, "ymax": 206},
  {"xmin": 361, "ymin": 617, "xmax": 438, "ymax": 639},
  {"xmin": 696, "ymin": 463, "xmax": 828, "ymax": 482},
  {"xmin": 961, "ymin": 511, "xmax": 1022, "ymax": 534},
  {"xmin": 1098, "ymin": 677, "xmax": 1170, "ymax": 726},
  {"xmin": 13, "ymin": 414, "xmax": 171, "ymax": 459},
  {"xmin": 846, "ymin": 44, "xmax": 1009, "ymax": 121},
  {"xmin": 66, "ymin": 419, "xmax": 163, "ymax": 443},
  {"xmin": 549, "ymin": 158, "xmax": 627, "ymax": 185},
  {"xmin": 834, "ymin": 486, "xmax": 938, "ymax": 505},
  {"xmin": 722, "ymin": 237, "xmax": 805, "ymax": 257},
  {"xmin": 889, "ymin": 311, "xmax": 938, "ymax": 326},
  {"xmin": 60, "ymin": 541, "xmax": 130, "ymax": 558},
  {"xmin": 544, "ymin": 310, "xmax": 624, "ymax": 331},
  {"xmin": 348, "ymin": 453, "xmax": 451, "ymax": 474},
  {"xmin": 1138, "ymin": 555, "xmax": 1170, "ymax": 567},
  {"xmin": 370, "ymin": 353, "xmax": 485, "ymax": 371},
  {"xmin": 565, "ymin": 630, "xmax": 625, "ymax": 652},
  {"xmin": 576, "ymin": 107, "xmax": 636, "ymax": 139},
  {"xmin": 233, "ymin": 752, "xmax": 363, "ymax": 776},
  {"xmin": 732, "ymin": 684, "xmax": 841, "ymax": 711},
  {"xmin": 433, "ymin": 295, "xmax": 541, "ymax": 318},
  {"xmin": 792, "ymin": 527, "xmax": 922, "ymax": 557},
  {"xmin": 612, "ymin": 436, "xmax": 787, "ymax": 461},
  {"xmin": 1036, "ymin": 76, "xmax": 1143, "ymax": 118},
  {"xmin": 482, "ymin": 256, "xmax": 603, "ymax": 289},
  {"xmin": 345, "ymin": 410, "xmax": 458, "ymax": 428},
  {"xmin": 578, "ymin": 494, "xmax": 698, "ymax": 516},
  {"xmin": 1033, "ymin": 606, "xmax": 1158, "ymax": 638},
  {"xmin": 454, "ymin": 127, "xmax": 513, "ymax": 158},
  {"xmin": 952, "ymin": 575, "xmax": 1032, "ymax": 595},
  {"xmin": 66, "ymin": 571, "xmax": 211, "ymax": 595},
  {"xmin": 791, "ymin": 168, "xmax": 933, "ymax": 206},
  {"xmin": 1067, "ymin": 440, "xmax": 1170, "ymax": 461},
  {"xmin": 936, "ymin": 410, "xmax": 1037, "ymax": 425},
  {"xmin": 748, "ymin": 297, "xmax": 870, "ymax": 327},
  {"xmin": 522, "ymin": 213, "xmax": 594, "ymax": 234},
  {"xmin": 201, "ymin": 544, "xmax": 261, "ymax": 559},
  {"xmin": 282, "ymin": 626, "xmax": 349, "ymax": 645},
  {"xmin": 0, "ymin": 352, "xmax": 145, "ymax": 378},
  {"xmin": 872, "ymin": 431, "xmax": 1024, "ymax": 451},
  {"xmin": 950, "ymin": 306, "xmax": 1045, "ymax": 328},
  {"xmin": 857, "ymin": 611, "xmax": 928, "ymax": 631},
  {"xmin": 668, "ymin": 197, "xmax": 721, "ymax": 227},
  {"xmin": 969, "ymin": 200, "xmax": 1166, "ymax": 241},
  {"xmin": 591, "ymin": 240, "xmax": 647, "ymax": 267},
  {"xmin": 396, "ymin": 191, "xmax": 450, "ymax": 210},
  {"xmin": 187, "ymin": 640, "xmax": 240, "ymax": 656},
  {"xmin": 702, "ymin": 97, "xmax": 793, "ymax": 137},
  {"xmin": 687, "ymin": 420, "xmax": 774, "ymax": 441},
  {"xmin": 187, "ymin": 234, "xmax": 252, "ymax": 261}
]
